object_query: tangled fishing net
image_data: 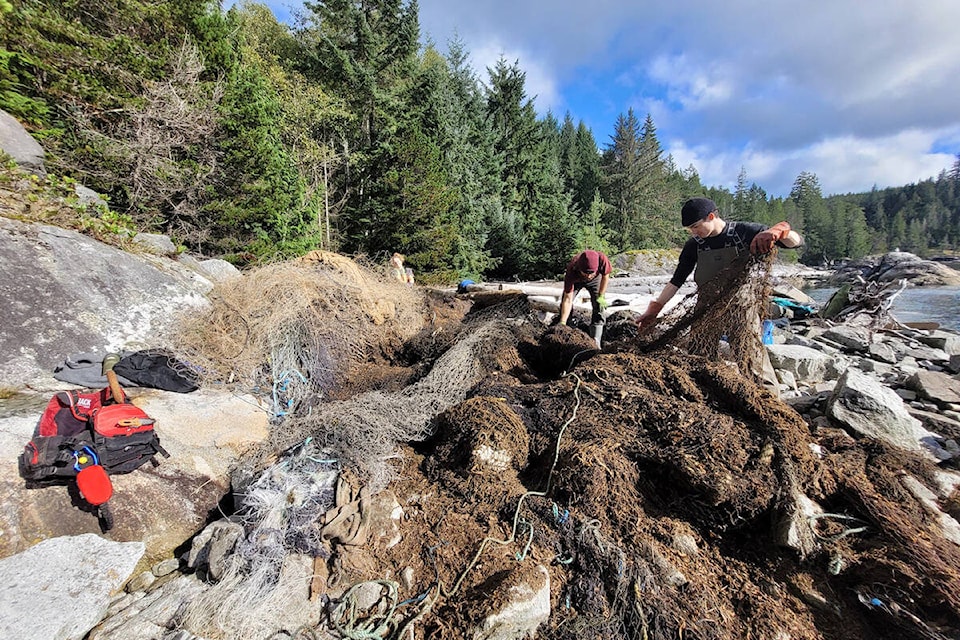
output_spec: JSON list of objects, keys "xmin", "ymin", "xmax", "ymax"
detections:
[
  {"xmin": 174, "ymin": 251, "xmax": 424, "ymax": 416},
  {"xmin": 637, "ymin": 250, "xmax": 774, "ymax": 384},
  {"xmin": 178, "ymin": 297, "xmax": 531, "ymax": 640},
  {"xmin": 170, "ymin": 252, "xmax": 960, "ymax": 640}
]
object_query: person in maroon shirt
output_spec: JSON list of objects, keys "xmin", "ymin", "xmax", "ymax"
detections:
[{"xmin": 559, "ymin": 250, "xmax": 612, "ymax": 347}]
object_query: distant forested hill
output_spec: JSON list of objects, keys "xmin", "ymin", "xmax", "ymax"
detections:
[{"xmin": 2, "ymin": 1, "xmax": 957, "ymax": 277}]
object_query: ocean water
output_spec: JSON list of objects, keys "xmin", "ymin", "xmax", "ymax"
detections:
[{"xmin": 804, "ymin": 285, "xmax": 960, "ymax": 332}]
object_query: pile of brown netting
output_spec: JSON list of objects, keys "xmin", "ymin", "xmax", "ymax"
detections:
[{"xmin": 173, "ymin": 253, "xmax": 960, "ymax": 640}]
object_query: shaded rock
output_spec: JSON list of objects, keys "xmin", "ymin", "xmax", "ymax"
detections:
[
  {"xmin": 0, "ymin": 534, "xmax": 144, "ymax": 640},
  {"xmin": 918, "ymin": 330, "xmax": 960, "ymax": 356},
  {"xmin": 867, "ymin": 341, "xmax": 898, "ymax": 364},
  {"xmin": 89, "ymin": 574, "xmax": 207, "ymax": 640},
  {"xmin": 132, "ymin": 232, "xmax": 178, "ymax": 256},
  {"xmin": 826, "ymin": 369, "xmax": 951, "ymax": 461},
  {"xmin": 186, "ymin": 519, "xmax": 243, "ymax": 581},
  {"xmin": 950, "ymin": 355, "xmax": 960, "ymax": 374},
  {"xmin": 821, "ymin": 325, "xmax": 872, "ymax": 352},
  {"xmin": 900, "ymin": 475, "xmax": 960, "ymax": 546},
  {"xmin": 0, "ymin": 109, "xmax": 45, "ymax": 175},
  {"xmin": 74, "ymin": 184, "xmax": 107, "ymax": 208},
  {"xmin": 905, "ymin": 344, "xmax": 950, "ymax": 362},
  {"xmin": 828, "ymin": 252, "xmax": 960, "ymax": 287},
  {"xmin": 774, "ymin": 490, "xmax": 822, "ymax": 558},
  {"xmin": 177, "ymin": 255, "xmax": 241, "ymax": 284},
  {"xmin": 907, "ymin": 408, "xmax": 960, "ymax": 441}
]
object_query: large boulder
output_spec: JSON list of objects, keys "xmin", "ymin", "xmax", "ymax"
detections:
[
  {"xmin": 766, "ymin": 344, "xmax": 834, "ymax": 384},
  {"xmin": 828, "ymin": 251, "xmax": 960, "ymax": 287},
  {"xmin": 0, "ymin": 389, "xmax": 269, "ymax": 564},
  {"xmin": 826, "ymin": 369, "xmax": 952, "ymax": 461},
  {"xmin": 0, "ymin": 109, "xmax": 45, "ymax": 175},
  {"xmin": 0, "ymin": 534, "xmax": 144, "ymax": 640},
  {"xmin": 0, "ymin": 217, "xmax": 213, "ymax": 389}
]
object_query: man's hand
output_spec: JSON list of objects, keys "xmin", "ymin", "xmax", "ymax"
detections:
[
  {"xmin": 636, "ymin": 300, "xmax": 664, "ymax": 329},
  {"xmin": 750, "ymin": 221, "xmax": 791, "ymax": 255},
  {"xmin": 597, "ymin": 294, "xmax": 608, "ymax": 311}
]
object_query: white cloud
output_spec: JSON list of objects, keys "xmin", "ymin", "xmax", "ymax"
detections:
[
  {"xmin": 800, "ymin": 130, "xmax": 957, "ymax": 194},
  {"xmin": 255, "ymin": 0, "xmax": 960, "ymax": 196},
  {"xmin": 669, "ymin": 128, "xmax": 959, "ymax": 198},
  {"xmin": 648, "ymin": 55, "xmax": 734, "ymax": 109}
]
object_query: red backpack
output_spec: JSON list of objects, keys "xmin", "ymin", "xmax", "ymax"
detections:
[{"xmin": 20, "ymin": 387, "xmax": 168, "ymax": 481}]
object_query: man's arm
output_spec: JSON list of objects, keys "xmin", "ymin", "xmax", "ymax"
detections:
[
  {"xmin": 598, "ymin": 273, "xmax": 610, "ymax": 296},
  {"xmin": 750, "ymin": 221, "xmax": 803, "ymax": 254},
  {"xmin": 637, "ymin": 283, "xmax": 679, "ymax": 328},
  {"xmin": 558, "ymin": 290, "xmax": 575, "ymax": 325}
]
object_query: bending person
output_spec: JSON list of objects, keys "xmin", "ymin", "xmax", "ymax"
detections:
[{"xmin": 559, "ymin": 250, "xmax": 612, "ymax": 347}]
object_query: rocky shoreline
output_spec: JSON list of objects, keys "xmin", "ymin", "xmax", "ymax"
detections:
[{"xmin": 1, "ymin": 223, "xmax": 960, "ymax": 639}]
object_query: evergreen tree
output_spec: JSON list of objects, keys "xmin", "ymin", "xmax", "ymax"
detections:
[
  {"xmin": 889, "ymin": 210, "xmax": 907, "ymax": 251},
  {"xmin": 301, "ymin": 0, "xmax": 420, "ymax": 253},
  {"xmin": 436, "ymin": 36, "xmax": 500, "ymax": 278},
  {"xmin": 633, "ymin": 113, "xmax": 677, "ymax": 248},
  {"xmin": 483, "ymin": 57, "xmax": 575, "ymax": 277},
  {"xmin": 579, "ymin": 189, "xmax": 615, "ymax": 256},
  {"xmin": 733, "ymin": 166, "xmax": 748, "ymax": 218},
  {"xmin": 601, "ymin": 108, "xmax": 642, "ymax": 248},
  {"xmin": 790, "ymin": 172, "xmax": 827, "ymax": 264}
]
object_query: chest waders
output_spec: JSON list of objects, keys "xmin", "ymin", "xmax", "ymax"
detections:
[
  {"xmin": 694, "ymin": 221, "xmax": 746, "ymax": 287},
  {"xmin": 692, "ymin": 225, "xmax": 780, "ymax": 394},
  {"xmin": 572, "ymin": 273, "xmax": 605, "ymax": 349},
  {"xmin": 694, "ymin": 246, "xmax": 741, "ymax": 286}
]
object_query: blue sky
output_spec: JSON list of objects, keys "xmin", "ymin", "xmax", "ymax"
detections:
[{"xmin": 236, "ymin": 0, "xmax": 960, "ymax": 199}]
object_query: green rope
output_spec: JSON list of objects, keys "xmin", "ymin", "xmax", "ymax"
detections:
[
  {"xmin": 515, "ymin": 518, "xmax": 534, "ymax": 561},
  {"xmin": 449, "ymin": 373, "xmax": 583, "ymax": 596},
  {"xmin": 329, "ymin": 580, "xmax": 399, "ymax": 639}
]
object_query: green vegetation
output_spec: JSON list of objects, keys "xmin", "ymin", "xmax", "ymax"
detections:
[
  {"xmin": 1, "ymin": 1, "xmax": 957, "ymax": 275},
  {"xmin": 0, "ymin": 164, "xmax": 137, "ymax": 246}
]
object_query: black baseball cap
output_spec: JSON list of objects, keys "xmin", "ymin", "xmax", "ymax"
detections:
[{"xmin": 681, "ymin": 197, "xmax": 717, "ymax": 227}]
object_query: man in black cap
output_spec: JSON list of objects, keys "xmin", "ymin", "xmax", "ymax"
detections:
[
  {"xmin": 636, "ymin": 197, "xmax": 802, "ymax": 389},
  {"xmin": 637, "ymin": 197, "xmax": 802, "ymax": 326}
]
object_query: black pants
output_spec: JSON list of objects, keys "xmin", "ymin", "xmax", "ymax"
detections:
[{"xmin": 573, "ymin": 276, "xmax": 604, "ymax": 325}]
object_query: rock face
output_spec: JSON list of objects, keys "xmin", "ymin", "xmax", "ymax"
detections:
[
  {"xmin": 828, "ymin": 251, "xmax": 960, "ymax": 287},
  {"xmin": 0, "ymin": 217, "xmax": 214, "ymax": 389},
  {"xmin": 0, "ymin": 109, "xmax": 46, "ymax": 175},
  {"xmin": 0, "ymin": 534, "xmax": 144, "ymax": 640},
  {"xmin": 0, "ymin": 212, "xmax": 266, "ymax": 565},
  {"xmin": 826, "ymin": 369, "xmax": 952, "ymax": 461}
]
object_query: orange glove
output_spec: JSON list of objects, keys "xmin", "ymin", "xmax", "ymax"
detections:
[
  {"xmin": 750, "ymin": 221, "xmax": 791, "ymax": 255},
  {"xmin": 636, "ymin": 300, "xmax": 664, "ymax": 328}
]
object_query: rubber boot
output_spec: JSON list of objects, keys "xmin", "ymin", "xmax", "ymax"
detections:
[{"xmin": 588, "ymin": 322, "xmax": 604, "ymax": 349}]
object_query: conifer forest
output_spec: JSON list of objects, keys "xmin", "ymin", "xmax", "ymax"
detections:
[{"xmin": 2, "ymin": 0, "xmax": 959, "ymax": 280}]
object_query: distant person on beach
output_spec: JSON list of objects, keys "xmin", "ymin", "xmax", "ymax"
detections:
[
  {"xmin": 388, "ymin": 252, "xmax": 414, "ymax": 285},
  {"xmin": 559, "ymin": 250, "xmax": 612, "ymax": 347}
]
